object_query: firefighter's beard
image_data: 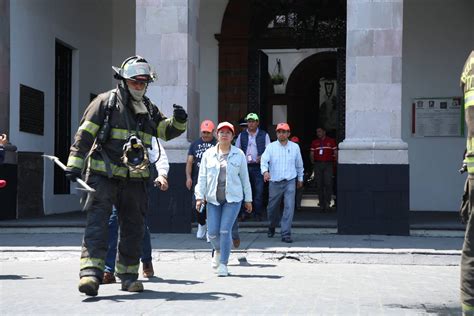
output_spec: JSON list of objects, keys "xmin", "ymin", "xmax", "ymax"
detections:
[{"xmin": 126, "ymin": 84, "xmax": 148, "ymax": 114}]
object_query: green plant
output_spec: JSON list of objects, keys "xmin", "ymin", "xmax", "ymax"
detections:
[{"xmin": 271, "ymin": 73, "xmax": 284, "ymax": 85}]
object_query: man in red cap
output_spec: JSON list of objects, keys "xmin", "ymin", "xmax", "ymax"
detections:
[
  {"xmin": 186, "ymin": 120, "xmax": 217, "ymax": 240},
  {"xmin": 261, "ymin": 123, "xmax": 304, "ymax": 243}
]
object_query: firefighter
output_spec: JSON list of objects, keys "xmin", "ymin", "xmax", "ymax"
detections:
[
  {"xmin": 65, "ymin": 55, "xmax": 187, "ymax": 296},
  {"xmin": 461, "ymin": 50, "xmax": 474, "ymax": 315}
]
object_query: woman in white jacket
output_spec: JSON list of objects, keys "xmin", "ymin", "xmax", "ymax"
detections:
[{"xmin": 195, "ymin": 122, "xmax": 252, "ymax": 276}]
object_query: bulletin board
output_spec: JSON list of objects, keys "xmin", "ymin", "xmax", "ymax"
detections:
[{"xmin": 411, "ymin": 97, "xmax": 463, "ymax": 137}]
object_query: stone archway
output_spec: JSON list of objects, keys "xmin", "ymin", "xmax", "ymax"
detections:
[{"xmin": 216, "ymin": 0, "xmax": 346, "ymax": 128}]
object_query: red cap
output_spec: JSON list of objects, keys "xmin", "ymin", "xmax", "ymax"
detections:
[
  {"xmin": 290, "ymin": 136, "xmax": 299, "ymax": 143},
  {"xmin": 200, "ymin": 120, "xmax": 215, "ymax": 133},
  {"xmin": 0, "ymin": 180, "xmax": 6, "ymax": 188},
  {"xmin": 217, "ymin": 121, "xmax": 235, "ymax": 134},
  {"xmin": 276, "ymin": 123, "xmax": 290, "ymax": 131}
]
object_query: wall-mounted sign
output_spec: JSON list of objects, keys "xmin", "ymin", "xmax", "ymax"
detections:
[
  {"xmin": 272, "ymin": 105, "xmax": 287, "ymax": 125},
  {"xmin": 318, "ymin": 79, "xmax": 337, "ymax": 132},
  {"xmin": 20, "ymin": 84, "xmax": 44, "ymax": 135},
  {"xmin": 412, "ymin": 97, "xmax": 463, "ymax": 137}
]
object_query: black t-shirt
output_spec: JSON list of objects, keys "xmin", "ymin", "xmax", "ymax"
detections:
[{"xmin": 188, "ymin": 137, "xmax": 217, "ymax": 182}]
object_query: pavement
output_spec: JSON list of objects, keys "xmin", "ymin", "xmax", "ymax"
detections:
[
  {"xmin": 0, "ymin": 208, "xmax": 467, "ymax": 315},
  {"xmin": 0, "ymin": 226, "xmax": 466, "ymax": 315}
]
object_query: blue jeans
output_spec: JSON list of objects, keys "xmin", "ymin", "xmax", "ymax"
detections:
[
  {"xmin": 104, "ymin": 206, "xmax": 152, "ymax": 273},
  {"xmin": 248, "ymin": 164, "xmax": 264, "ymax": 217},
  {"xmin": 207, "ymin": 201, "xmax": 242, "ymax": 265},
  {"xmin": 267, "ymin": 179, "xmax": 296, "ymax": 238}
]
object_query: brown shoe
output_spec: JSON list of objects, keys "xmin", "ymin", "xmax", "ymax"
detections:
[
  {"xmin": 232, "ymin": 238, "xmax": 240, "ymax": 248},
  {"xmin": 142, "ymin": 262, "xmax": 154, "ymax": 278},
  {"xmin": 102, "ymin": 272, "xmax": 116, "ymax": 284}
]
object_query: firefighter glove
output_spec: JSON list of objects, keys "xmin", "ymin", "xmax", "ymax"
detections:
[
  {"xmin": 173, "ymin": 104, "xmax": 188, "ymax": 123},
  {"xmin": 65, "ymin": 167, "xmax": 82, "ymax": 182}
]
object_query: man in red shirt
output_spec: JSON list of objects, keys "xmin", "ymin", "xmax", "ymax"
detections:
[{"xmin": 310, "ymin": 127, "xmax": 337, "ymax": 212}]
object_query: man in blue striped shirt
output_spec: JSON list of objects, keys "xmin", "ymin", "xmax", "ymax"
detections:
[{"xmin": 260, "ymin": 123, "xmax": 304, "ymax": 243}]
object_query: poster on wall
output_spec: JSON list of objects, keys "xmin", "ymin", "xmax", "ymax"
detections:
[
  {"xmin": 318, "ymin": 79, "xmax": 337, "ymax": 133},
  {"xmin": 272, "ymin": 105, "xmax": 287, "ymax": 125},
  {"xmin": 412, "ymin": 97, "xmax": 463, "ymax": 137}
]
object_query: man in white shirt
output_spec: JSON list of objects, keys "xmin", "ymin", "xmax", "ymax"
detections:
[{"xmin": 260, "ymin": 123, "xmax": 304, "ymax": 243}]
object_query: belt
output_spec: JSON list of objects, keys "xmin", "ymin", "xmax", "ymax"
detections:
[{"xmin": 273, "ymin": 178, "xmax": 295, "ymax": 183}]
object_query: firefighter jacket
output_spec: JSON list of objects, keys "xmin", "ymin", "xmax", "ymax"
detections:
[
  {"xmin": 462, "ymin": 51, "xmax": 474, "ymax": 177},
  {"xmin": 66, "ymin": 85, "xmax": 186, "ymax": 180}
]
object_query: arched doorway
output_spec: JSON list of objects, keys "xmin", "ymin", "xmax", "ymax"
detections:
[
  {"xmin": 268, "ymin": 51, "xmax": 338, "ymax": 163},
  {"xmin": 216, "ymin": 0, "xmax": 346, "ymax": 129},
  {"xmin": 216, "ymin": 0, "xmax": 346, "ymax": 221}
]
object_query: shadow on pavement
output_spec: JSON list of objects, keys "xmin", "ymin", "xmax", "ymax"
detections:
[
  {"xmin": 146, "ymin": 277, "xmax": 202, "ymax": 285},
  {"xmin": 0, "ymin": 274, "xmax": 43, "ymax": 280},
  {"xmin": 230, "ymin": 260, "xmax": 277, "ymax": 268},
  {"xmin": 82, "ymin": 290, "xmax": 242, "ymax": 302},
  {"xmin": 384, "ymin": 303, "xmax": 461, "ymax": 314},
  {"xmin": 229, "ymin": 274, "xmax": 283, "ymax": 279}
]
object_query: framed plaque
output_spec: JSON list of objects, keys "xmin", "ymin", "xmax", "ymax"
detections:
[
  {"xmin": 19, "ymin": 84, "xmax": 44, "ymax": 135},
  {"xmin": 412, "ymin": 97, "xmax": 463, "ymax": 137}
]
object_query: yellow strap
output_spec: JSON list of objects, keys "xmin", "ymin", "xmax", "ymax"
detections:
[
  {"xmin": 138, "ymin": 131, "xmax": 152, "ymax": 146},
  {"xmin": 172, "ymin": 118, "xmax": 187, "ymax": 132},
  {"xmin": 156, "ymin": 119, "xmax": 170, "ymax": 140},
  {"xmin": 88, "ymin": 158, "xmax": 150, "ymax": 178},
  {"xmin": 129, "ymin": 168, "xmax": 150, "ymax": 178},
  {"xmin": 67, "ymin": 156, "xmax": 84, "ymax": 170},
  {"xmin": 463, "ymin": 302, "xmax": 474, "ymax": 313},
  {"xmin": 110, "ymin": 128, "xmax": 129, "ymax": 140},
  {"xmin": 80, "ymin": 257, "xmax": 104, "ymax": 270},
  {"xmin": 115, "ymin": 262, "xmax": 139, "ymax": 274},
  {"xmin": 78, "ymin": 120, "xmax": 100, "ymax": 137},
  {"xmin": 89, "ymin": 158, "xmax": 128, "ymax": 178},
  {"xmin": 467, "ymin": 138, "xmax": 474, "ymax": 153},
  {"xmin": 466, "ymin": 90, "xmax": 474, "ymax": 108}
]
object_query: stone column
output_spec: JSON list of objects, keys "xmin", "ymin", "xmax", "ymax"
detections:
[
  {"xmin": 338, "ymin": 0, "xmax": 409, "ymax": 235},
  {"xmin": 0, "ymin": 0, "xmax": 9, "ymax": 134},
  {"xmin": 136, "ymin": 0, "xmax": 199, "ymax": 159},
  {"xmin": 136, "ymin": 0, "xmax": 200, "ymax": 233}
]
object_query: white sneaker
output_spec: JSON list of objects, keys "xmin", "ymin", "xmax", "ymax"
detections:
[
  {"xmin": 217, "ymin": 263, "xmax": 228, "ymax": 277},
  {"xmin": 212, "ymin": 250, "xmax": 220, "ymax": 269},
  {"xmin": 196, "ymin": 224, "xmax": 207, "ymax": 239}
]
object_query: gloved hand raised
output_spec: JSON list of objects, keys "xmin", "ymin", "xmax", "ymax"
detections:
[
  {"xmin": 65, "ymin": 167, "xmax": 82, "ymax": 182},
  {"xmin": 172, "ymin": 104, "xmax": 188, "ymax": 123}
]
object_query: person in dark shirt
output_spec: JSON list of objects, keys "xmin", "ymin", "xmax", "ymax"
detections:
[{"xmin": 186, "ymin": 120, "xmax": 217, "ymax": 239}]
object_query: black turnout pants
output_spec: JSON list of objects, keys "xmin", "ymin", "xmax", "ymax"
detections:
[{"xmin": 79, "ymin": 175, "xmax": 147, "ymax": 282}]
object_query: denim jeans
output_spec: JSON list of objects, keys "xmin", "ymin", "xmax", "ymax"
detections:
[
  {"xmin": 207, "ymin": 201, "xmax": 242, "ymax": 265},
  {"xmin": 104, "ymin": 206, "xmax": 152, "ymax": 273},
  {"xmin": 248, "ymin": 164, "xmax": 264, "ymax": 217},
  {"xmin": 267, "ymin": 178, "xmax": 296, "ymax": 238}
]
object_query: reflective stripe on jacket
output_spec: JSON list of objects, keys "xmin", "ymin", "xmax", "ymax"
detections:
[
  {"xmin": 67, "ymin": 85, "xmax": 186, "ymax": 179},
  {"xmin": 462, "ymin": 52, "xmax": 474, "ymax": 176}
]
